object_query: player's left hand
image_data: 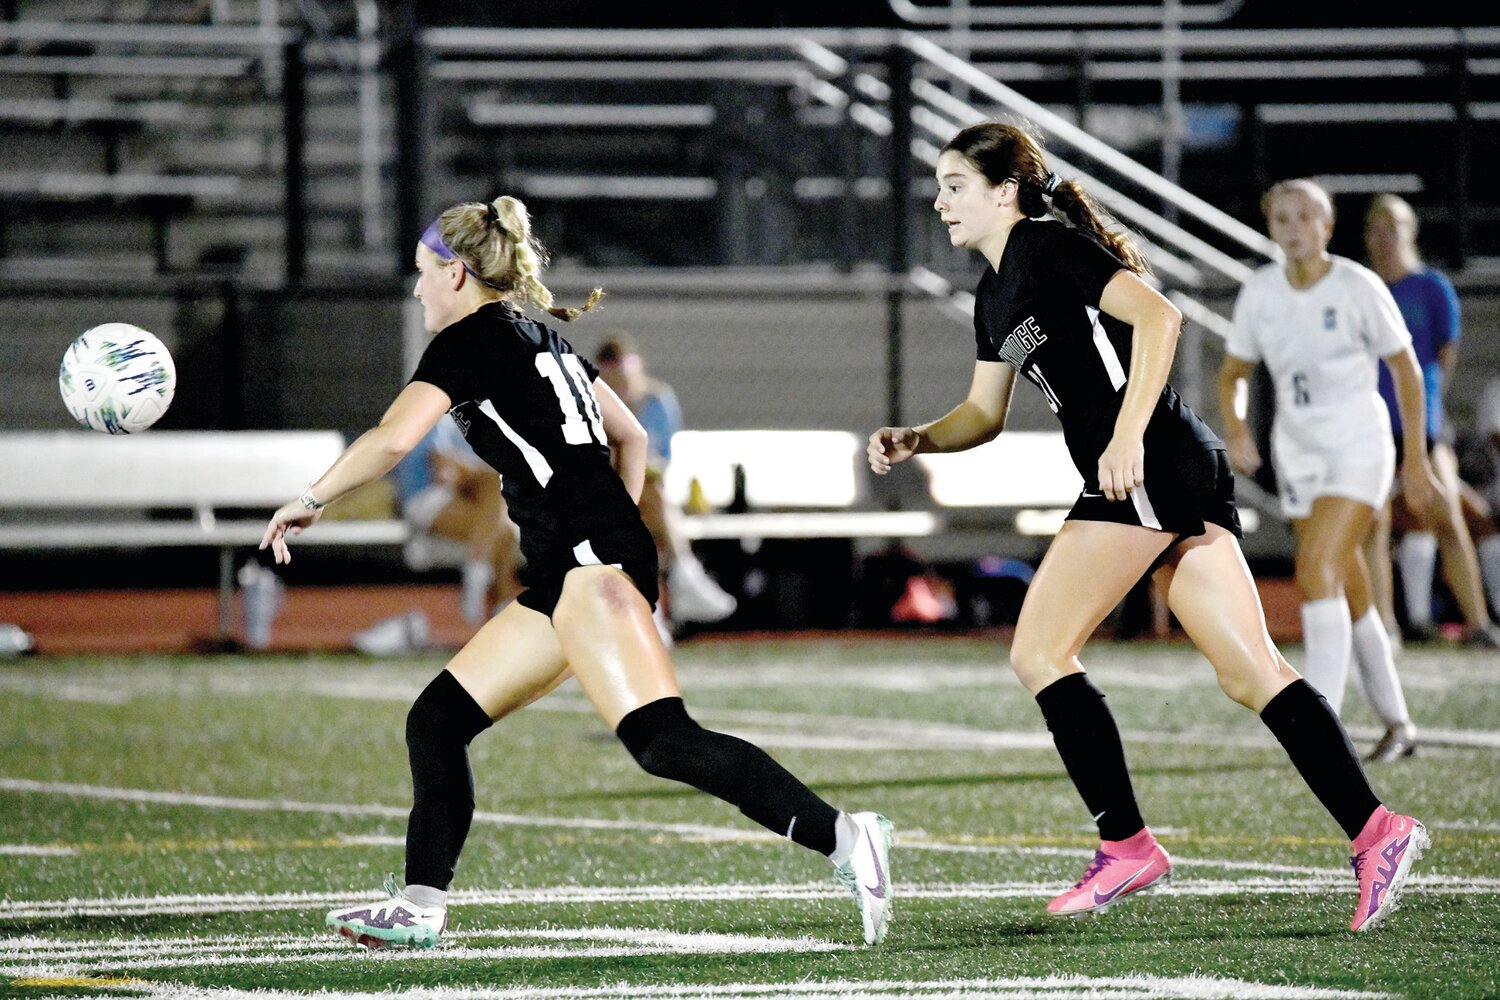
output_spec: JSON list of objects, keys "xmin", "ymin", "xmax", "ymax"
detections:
[
  {"xmin": 1098, "ymin": 435, "xmax": 1145, "ymax": 502},
  {"xmin": 259, "ymin": 500, "xmax": 322, "ymax": 565},
  {"xmin": 1399, "ymin": 460, "xmax": 1446, "ymax": 526}
]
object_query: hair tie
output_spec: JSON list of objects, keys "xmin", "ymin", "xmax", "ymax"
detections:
[
  {"xmin": 1044, "ymin": 172, "xmax": 1062, "ymax": 195},
  {"xmin": 485, "ymin": 202, "xmax": 518, "ymax": 243}
]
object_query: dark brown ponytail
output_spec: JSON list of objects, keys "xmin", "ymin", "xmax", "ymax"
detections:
[{"xmin": 942, "ymin": 121, "xmax": 1151, "ymax": 277}]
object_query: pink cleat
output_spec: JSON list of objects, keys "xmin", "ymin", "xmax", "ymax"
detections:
[
  {"xmin": 1349, "ymin": 805, "xmax": 1429, "ymax": 932},
  {"xmin": 1047, "ymin": 827, "xmax": 1172, "ymax": 916}
]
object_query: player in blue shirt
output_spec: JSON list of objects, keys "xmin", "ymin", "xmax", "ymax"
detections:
[
  {"xmin": 595, "ymin": 332, "xmax": 737, "ymax": 629},
  {"xmin": 1365, "ymin": 194, "xmax": 1499, "ymax": 654}
]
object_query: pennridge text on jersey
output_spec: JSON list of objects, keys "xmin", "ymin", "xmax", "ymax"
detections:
[{"xmin": 999, "ymin": 315, "xmax": 1047, "ymax": 369}]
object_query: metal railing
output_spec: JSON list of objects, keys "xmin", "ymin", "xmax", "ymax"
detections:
[
  {"xmin": 3, "ymin": 20, "xmax": 1497, "ymax": 281},
  {"xmin": 887, "ymin": 0, "xmax": 1246, "ymax": 27}
]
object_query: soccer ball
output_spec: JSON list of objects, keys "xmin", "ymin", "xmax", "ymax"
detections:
[{"xmin": 58, "ymin": 323, "xmax": 177, "ymax": 434}]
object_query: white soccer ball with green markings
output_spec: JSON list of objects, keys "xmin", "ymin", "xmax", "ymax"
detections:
[{"xmin": 59, "ymin": 323, "xmax": 177, "ymax": 434}]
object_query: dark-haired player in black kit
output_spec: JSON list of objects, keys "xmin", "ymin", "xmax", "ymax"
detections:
[
  {"xmin": 261, "ymin": 195, "xmax": 892, "ymax": 949},
  {"xmin": 868, "ymin": 122, "xmax": 1424, "ymax": 932}
]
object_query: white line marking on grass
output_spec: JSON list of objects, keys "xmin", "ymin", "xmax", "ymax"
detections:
[
  {"xmin": 904, "ymin": 839, "xmax": 1342, "ymax": 876},
  {"xmin": 0, "ymin": 844, "xmax": 77, "ymax": 856},
  {"xmin": 3, "ymin": 875, "xmax": 1495, "ymax": 922},
  {"xmin": 536, "ymin": 697, "xmax": 1279, "ymax": 752},
  {"xmin": 0, "ymin": 778, "xmax": 753, "ymax": 841},
  {"xmin": 0, "ymin": 777, "xmax": 1338, "ymax": 878},
  {"xmin": 1346, "ymin": 725, "xmax": 1500, "ymax": 749},
  {"xmin": 10, "ymin": 666, "xmax": 1497, "ymax": 753},
  {"xmin": 0, "ymin": 926, "xmax": 842, "ymax": 979},
  {"xmin": 2, "ymin": 777, "xmax": 1490, "ymax": 883},
  {"xmin": 1429, "ymin": 818, "xmax": 1500, "ymax": 833},
  {"xmin": 0, "ymin": 974, "xmax": 1395, "ymax": 999}
]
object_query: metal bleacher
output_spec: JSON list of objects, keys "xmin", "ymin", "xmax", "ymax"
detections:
[
  {"xmin": 3, "ymin": 5, "xmax": 1497, "ymax": 281},
  {"xmin": 0, "ymin": 0, "xmax": 387, "ymax": 281},
  {"xmin": 3, "ymin": 4, "xmax": 1500, "ymax": 567}
]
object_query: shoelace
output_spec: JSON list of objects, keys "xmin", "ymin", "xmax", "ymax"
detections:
[
  {"xmin": 1073, "ymin": 850, "xmax": 1115, "ymax": 889},
  {"xmin": 1348, "ymin": 850, "xmax": 1367, "ymax": 880},
  {"xmin": 382, "ymin": 872, "xmax": 402, "ymax": 898}
]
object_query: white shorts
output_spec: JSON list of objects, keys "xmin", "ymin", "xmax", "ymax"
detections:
[{"xmin": 1273, "ymin": 429, "xmax": 1395, "ymax": 520}]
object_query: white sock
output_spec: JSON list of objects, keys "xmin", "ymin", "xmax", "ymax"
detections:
[
  {"xmin": 404, "ymin": 883, "xmax": 447, "ymax": 909},
  {"xmin": 1301, "ymin": 596, "xmax": 1352, "ymax": 714},
  {"xmin": 1478, "ymin": 535, "xmax": 1500, "ymax": 620},
  {"xmin": 461, "ymin": 559, "xmax": 495, "ymax": 625},
  {"xmin": 829, "ymin": 811, "xmax": 860, "ymax": 864},
  {"xmin": 1350, "ymin": 607, "xmax": 1411, "ymax": 727},
  {"xmin": 1397, "ymin": 532, "xmax": 1439, "ymax": 627}
]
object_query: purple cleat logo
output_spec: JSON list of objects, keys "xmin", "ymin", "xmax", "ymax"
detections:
[
  {"xmin": 1365, "ymin": 834, "xmax": 1411, "ymax": 917},
  {"xmin": 337, "ymin": 905, "xmax": 420, "ymax": 930},
  {"xmin": 1092, "ymin": 864, "xmax": 1152, "ymax": 907}
]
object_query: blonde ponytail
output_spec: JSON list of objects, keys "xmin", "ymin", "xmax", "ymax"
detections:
[{"xmin": 435, "ymin": 195, "xmax": 603, "ymax": 321}]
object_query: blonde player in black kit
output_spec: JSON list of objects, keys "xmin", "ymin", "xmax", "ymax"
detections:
[
  {"xmin": 261, "ymin": 195, "xmax": 893, "ymax": 949},
  {"xmin": 868, "ymin": 122, "xmax": 1425, "ymax": 932}
]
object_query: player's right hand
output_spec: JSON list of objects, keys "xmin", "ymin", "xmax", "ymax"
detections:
[
  {"xmin": 259, "ymin": 500, "xmax": 321, "ymax": 565},
  {"xmin": 868, "ymin": 427, "xmax": 921, "ymax": 474},
  {"xmin": 1225, "ymin": 429, "xmax": 1261, "ymax": 477}
]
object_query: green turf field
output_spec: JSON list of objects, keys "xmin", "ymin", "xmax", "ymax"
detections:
[{"xmin": 1, "ymin": 637, "xmax": 1496, "ymax": 999}]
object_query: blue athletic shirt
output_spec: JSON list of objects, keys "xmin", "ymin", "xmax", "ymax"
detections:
[
  {"xmin": 635, "ymin": 382, "xmax": 682, "ymax": 469},
  {"xmin": 1376, "ymin": 267, "xmax": 1458, "ymax": 440}
]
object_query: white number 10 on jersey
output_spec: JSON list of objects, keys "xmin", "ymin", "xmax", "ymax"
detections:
[{"xmin": 535, "ymin": 352, "xmax": 607, "ymax": 445}]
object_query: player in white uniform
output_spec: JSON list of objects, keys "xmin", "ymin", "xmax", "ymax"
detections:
[{"xmin": 1219, "ymin": 179, "xmax": 1442, "ymax": 759}]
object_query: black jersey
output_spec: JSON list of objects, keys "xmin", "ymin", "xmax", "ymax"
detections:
[
  {"xmin": 409, "ymin": 302, "xmax": 643, "ymax": 567},
  {"xmin": 974, "ymin": 218, "xmax": 1221, "ymax": 492}
]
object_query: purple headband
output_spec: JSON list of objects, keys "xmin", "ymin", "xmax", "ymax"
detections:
[{"xmin": 419, "ymin": 218, "xmax": 483, "ymax": 282}]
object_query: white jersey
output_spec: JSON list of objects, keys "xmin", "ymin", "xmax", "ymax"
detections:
[{"xmin": 1227, "ymin": 255, "xmax": 1411, "ymax": 452}]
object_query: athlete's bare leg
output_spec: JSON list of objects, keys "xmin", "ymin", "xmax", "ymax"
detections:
[
  {"xmin": 1009, "ymin": 519, "xmax": 1174, "ymax": 694},
  {"xmin": 550, "ymin": 565, "xmax": 681, "ymax": 728},
  {"xmin": 444, "ymin": 600, "xmax": 572, "ymax": 720},
  {"xmin": 1292, "ymin": 496, "xmax": 1377, "ymax": 602},
  {"xmin": 1153, "ymin": 522, "xmax": 1299, "ymax": 711},
  {"xmin": 1366, "ymin": 499, "xmax": 1400, "ymax": 635},
  {"xmin": 1343, "ymin": 527, "xmax": 1377, "ymax": 622},
  {"xmin": 1459, "ymin": 480, "xmax": 1495, "ymax": 540},
  {"xmin": 1429, "ymin": 443, "xmax": 1493, "ymax": 629}
]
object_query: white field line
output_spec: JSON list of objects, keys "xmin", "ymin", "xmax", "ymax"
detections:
[
  {"xmin": 3, "ymin": 776, "xmax": 1492, "ymax": 882},
  {"xmin": 0, "ymin": 844, "xmax": 77, "ymax": 856},
  {"xmin": 0, "ymin": 926, "xmax": 832, "ymax": 958},
  {"xmin": 3, "ymin": 874, "xmax": 1497, "ymax": 923},
  {"xmin": 0, "ymin": 926, "xmax": 842, "ymax": 978},
  {"xmin": 1429, "ymin": 818, "xmax": 1500, "ymax": 833},
  {"xmin": 0, "ymin": 973, "xmax": 1396, "ymax": 1000},
  {"xmin": 7, "ymin": 667, "xmax": 1499, "ymax": 753},
  {"xmin": 7, "ymin": 663, "xmax": 1500, "ymax": 754},
  {"xmin": 0, "ymin": 777, "xmax": 1347, "ymax": 877},
  {"xmin": 1349, "ymin": 725, "xmax": 1500, "ymax": 749},
  {"xmin": 905, "ymin": 840, "xmax": 1339, "ymax": 876}
]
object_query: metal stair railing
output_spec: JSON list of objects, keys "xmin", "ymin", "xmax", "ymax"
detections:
[{"xmin": 902, "ymin": 32, "xmax": 1277, "ymax": 266}]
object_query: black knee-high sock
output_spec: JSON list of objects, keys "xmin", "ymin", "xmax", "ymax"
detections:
[
  {"xmin": 404, "ymin": 670, "xmax": 494, "ymax": 890},
  {"xmin": 1260, "ymin": 679, "xmax": 1381, "ymax": 840},
  {"xmin": 1035, "ymin": 673, "xmax": 1146, "ymax": 842},
  {"xmin": 616, "ymin": 697, "xmax": 839, "ymax": 855}
]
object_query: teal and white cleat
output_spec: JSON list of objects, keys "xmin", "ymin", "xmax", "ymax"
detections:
[
  {"xmin": 833, "ymin": 811, "xmax": 894, "ymax": 945},
  {"xmin": 326, "ymin": 874, "xmax": 446, "ymax": 950}
]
